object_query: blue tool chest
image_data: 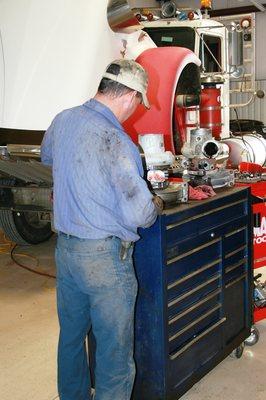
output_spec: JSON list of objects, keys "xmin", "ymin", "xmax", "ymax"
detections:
[{"xmin": 133, "ymin": 187, "xmax": 253, "ymax": 400}]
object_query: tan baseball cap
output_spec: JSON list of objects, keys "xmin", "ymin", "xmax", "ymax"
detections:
[{"xmin": 103, "ymin": 59, "xmax": 150, "ymax": 109}]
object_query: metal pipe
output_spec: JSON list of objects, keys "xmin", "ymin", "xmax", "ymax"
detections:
[
  {"xmin": 176, "ymin": 94, "xmax": 201, "ymax": 107},
  {"xmin": 230, "ymin": 89, "xmax": 255, "ymax": 93},
  {"xmin": 229, "ymin": 92, "xmax": 256, "ymax": 108}
]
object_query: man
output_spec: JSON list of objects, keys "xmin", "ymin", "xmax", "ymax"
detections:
[{"xmin": 41, "ymin": 59, "xmax": 163, "ymax": 400}]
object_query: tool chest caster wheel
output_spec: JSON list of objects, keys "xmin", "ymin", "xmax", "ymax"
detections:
[
  {"xmin": 245, "ymin": 326, "xmax": 260, "ymax": 346},
  {"xmin": 230, "ymin": 342, "xmax": 245, "ymax": 359}
]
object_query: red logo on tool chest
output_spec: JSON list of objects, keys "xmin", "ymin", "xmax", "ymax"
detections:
[{"xmin": 254, "ymin": 217, "xmax": 266, "ymax": 244}]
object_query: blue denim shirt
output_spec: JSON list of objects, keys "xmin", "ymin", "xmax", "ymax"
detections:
[{"xmin": 41, "ymin": 99, "xmax": 157, "ymax": 241}]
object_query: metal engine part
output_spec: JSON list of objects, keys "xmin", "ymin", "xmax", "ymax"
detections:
[
  {"xmin": 154, "ymin": 182, "xmax": 188, "ymax": 205},
  {"xmin": 139, "ymin": 133, "xmax": 188, "ymax": 204},
  {"xmin": 254, "ymin": 274, "xmax": 266, "ymax": 308},
  {"xmin": 181, "ymin": 128, "xmax": 228, "ymax": 161},
  {"xmin": 181, "ymin": 128, "xmax": 233, "ymax": 188}
]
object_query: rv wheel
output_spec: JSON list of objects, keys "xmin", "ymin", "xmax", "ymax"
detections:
[{"xmin": 0, "ymin": 209, "xmax": 53, "ymax": 245}]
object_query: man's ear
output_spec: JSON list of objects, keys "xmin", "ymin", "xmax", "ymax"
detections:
[
  {"xmin": 129, "ymin": 90, "xmax": 138, "ymax": 103},
  {"xmin": 121, "ymin": 90, "xmax": 136, "ymax": 106}
]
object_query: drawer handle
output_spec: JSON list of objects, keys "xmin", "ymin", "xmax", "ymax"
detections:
[
  {"xmin": 225, "ymin": 259, "xmax": 246, "ymax": 274},
  {"xmin": 166, "ymin": 199, "xmax": 246, "ymax": 230},
  {"xmin": 225, "ymin": 273, "xmax": 247, "ymax": 289},
  {"xmin": 168, "ymin": 288, "xmax": 221, "ymax": 325},
  {"xmin": 169, "ymin": 318, "xmax": 226, "ymax": 360},
  {"xmin": 225, "ymin": 226, "xmax": 246, "ymax": 238},
  {"xmin": 168, "ymin": 273, "xmax": 221, "ymax": 308},
  {"xmin": 167, "ymin": 258, "xmax": 221, "ymax": 290},
  {"xmin": 225, "ymin": 245, "xmax": 246, "ymax": 259},
  {"xmin": 167, "ymin": 239, "xmax": 220, "ymax": 265},
  {"xmin": 169, "ymin": 304, "xmax": 221, "ymax": 343}
]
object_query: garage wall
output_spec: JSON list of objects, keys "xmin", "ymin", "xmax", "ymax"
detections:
[
  {"xmin": 230, "ymin": 81, "xmax": 266, "ymax": 124},
  {"xmin": 230, "ymin": 11, "xmax": 266, "ymax": 124},
  {"xmin": 255, "ymin": 11, "xmax": 266, "ymax": 80}
]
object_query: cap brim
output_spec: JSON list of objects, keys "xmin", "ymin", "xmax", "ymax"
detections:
[{"xmin": 142, "ymin": 92, "xmax": 150, "ymax": 109}]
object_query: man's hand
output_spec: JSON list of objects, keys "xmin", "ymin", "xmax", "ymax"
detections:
[{"xmin": 152, "ymin": 195, "xmax": 164, "ymax": 215}]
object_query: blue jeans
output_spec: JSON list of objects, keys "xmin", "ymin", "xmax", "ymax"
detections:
[{"xmin": 55, "ymin": 233, "xmax": 138, "ymax": 400}]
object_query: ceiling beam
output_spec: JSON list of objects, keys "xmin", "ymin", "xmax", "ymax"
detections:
[{"xmin": 210, "ymin": 4, "xmax": 266, "ymax": 17}]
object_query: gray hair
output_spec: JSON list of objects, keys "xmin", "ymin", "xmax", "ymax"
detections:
[{"xmin": 98, "ymin": 63, "xmax": 141, "ymax": 99}]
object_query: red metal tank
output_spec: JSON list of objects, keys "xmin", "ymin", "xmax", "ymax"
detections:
[{"xmin": 200, "ymin": 86, "xmax": 222, "ymax": 140}]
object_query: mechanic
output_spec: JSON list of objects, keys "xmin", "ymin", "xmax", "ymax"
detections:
[{"xmin": 41, "ymin": 59, "xmax": 163, "ymax": 400}]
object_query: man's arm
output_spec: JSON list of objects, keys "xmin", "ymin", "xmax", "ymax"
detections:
[
  {"xmin": 109, "ymin": 141, "xmax": 160, "ymax": 229},
  {"xmin": 41, "ymin": 119, "xmax": 56, "ymax": 166}
]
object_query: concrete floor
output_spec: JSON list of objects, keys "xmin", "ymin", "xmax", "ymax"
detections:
[{"xmin": 0, "ymin": 234, "xmax": 266, "ymax": 400}]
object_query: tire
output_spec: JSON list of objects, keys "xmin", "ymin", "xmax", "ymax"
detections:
[
  {"xmin": 245, "ymin": 326, "xmax": 260, "ymax": 346},
  {"xmin": 0, "ymin": 209, "xmax": 53, "ymax": 245},
  {"xmin": 230, "ymin": 342, "xmax": 245, "ymax": 359}
]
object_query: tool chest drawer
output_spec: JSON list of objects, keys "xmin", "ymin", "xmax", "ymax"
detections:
[
  {"xmin": 165, "ymin": 191, "xmax": 248, "ymax": 243},
  {"xmin": 133, "ymin": 188, "xmax": 253, "ymax": 400}
]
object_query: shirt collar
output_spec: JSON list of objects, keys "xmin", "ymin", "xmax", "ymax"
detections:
[{"xmin": 83, "ymin": 99, "xmax": 122, "ymax": 130}]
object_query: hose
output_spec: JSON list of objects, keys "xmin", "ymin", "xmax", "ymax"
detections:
[{"xmin": 0, "ymin": 231, "xmax": 56, "ymax": 279}]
